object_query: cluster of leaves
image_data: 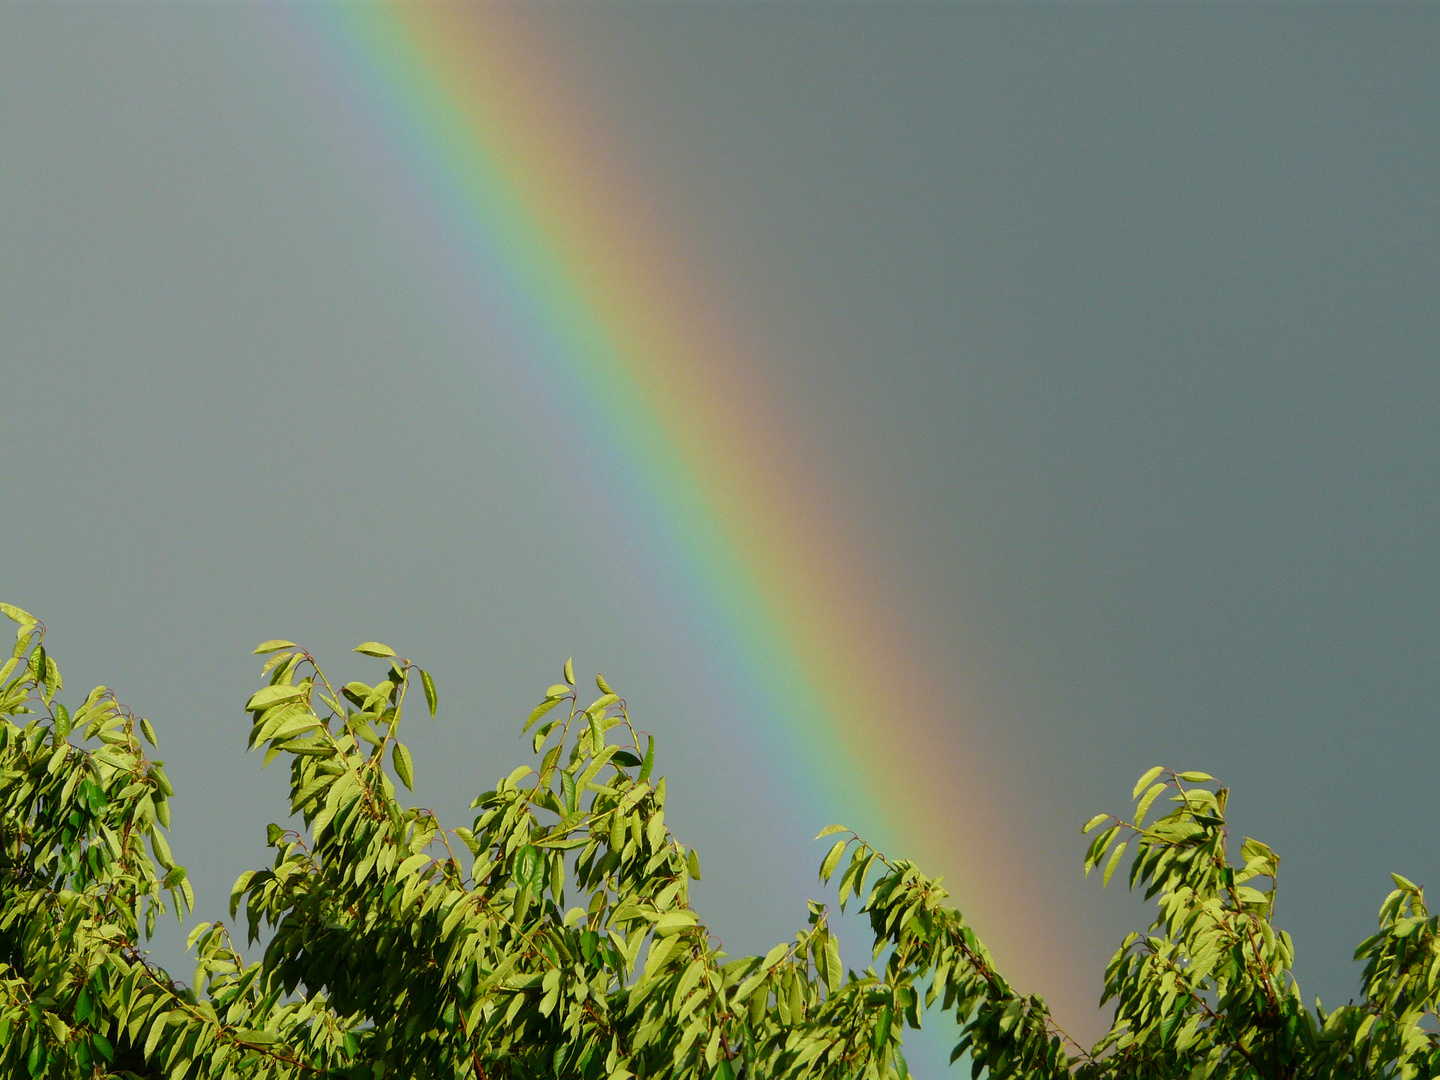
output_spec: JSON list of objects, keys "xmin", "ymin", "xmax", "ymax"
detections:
[
  {"xmin": 0, "ymin": 603, "xmax": 329, "ymax": 1080},
  {"xmin": 1, "ymin": 603, "xmax": 1438, "ymax": 1080},
  {"xmin": 1065, "ymin": 769, "xmax": 1440, "ymax": 1080}
]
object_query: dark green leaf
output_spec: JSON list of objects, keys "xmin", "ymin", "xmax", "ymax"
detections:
[
  {"xmin": 393, "ymin": 742, "xmax": 414, "ymax": 790},
  {"xmin": 516, "ymin": 845, "xmax": 541, "ymax": 888},
  {"xmin": 638, "ymin": 735, "xmax": 655, "ymax": 782}
]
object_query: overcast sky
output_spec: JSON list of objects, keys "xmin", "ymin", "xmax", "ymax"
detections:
[{"xmin": 3, "ymin": 3, "xmax": 1440, "ymax": 1074}]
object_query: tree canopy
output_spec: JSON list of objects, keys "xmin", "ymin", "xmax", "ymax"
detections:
[{"xmin": 0, "ymin": 602, "xmax": 1434, "ymax": 1079}]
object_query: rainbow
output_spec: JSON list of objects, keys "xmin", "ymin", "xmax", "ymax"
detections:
[{"xmin": 279, "ymin": 3, "xmax": 1093, "ymax": 1056}]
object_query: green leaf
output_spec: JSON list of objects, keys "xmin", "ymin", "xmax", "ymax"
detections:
[
  {"xmin": 654, "ymin": 911, "xmax": 698, "ymax": 937},
  {"xmin": 874, "ymin": 1004, "xmax": 892, "ymax": 1051},
  {"xmin": 393, "ymin": 742, "xmax": 414, "ymax": 790},
  {"xmin": 815, "ymin": 823, "xmax": 849, "ymax": 840},
  {"xmin": 246, "ymin": 684, "xmax": 305, "ymax": 712},
  {"xmin": 150, "ymin": 827, "xmax": 175, "ymax": 870},
  {"xmin": 638, "ymin": 735, "xmax": 655, "ymax": 783},
  {"xmin": 762, "ymin": 943, "xmax": 789, "ymax": 969},
  {"xmin": 820, "ymin": 839, "xmax": 847, "ymax": 882},
  {"xmin": 516, "ymin": 845, "xmax": 541, "ymax": 887},
  {"xmin": 526, "ymin": 696, "xmax": 562, "ymax": 732},
  {"xmin": 564, "ymin": 657, "xmax": 575, "ymax": 686},
  {"xmin": 1241, "ymin": 837, "xmax": 1274, "ymax": 861},
  {"xmin": 1082, "ymin": 813, "xmax": 1110, "ymax": 835},
  {"xmin": 420, "ymin": 668, "xmax": 438, "ymax": 717},
  {"xmin": 507, "ymin": 765, "xmax": 534, "ymax": 786},
  {"xmin": 824, "ymin": 933, "xmax": 842, "ymax": 993},
  {"xmin": 597, "ymin": 672, "xmax": 614, "ymax": 694},
  {"xmin": 538, "ymin": 743, "xmax": 563, "ymax": 783},
  {"xmin": 1177, "ymin": 770, "xmax": 1214, "ymax": 784},
  {"xmin": 1133, "ymin": 766, "xmax": 1166, "ymax": 799},
  {"xmin": 252, "ymin": 639, "xmax": 296, "ymax": 655},
  {"xmin": 687, "ymin": 848, "xmax": 702, "ymax": 881},
  {"xmin": 585, "ymin": 693, "xmax": 619, "ymax": 719},
  {"xmin": 1135, "ymin": 783, "xmax": 1167, "ymax": 826},
  {"xmin": 354, "ymin": 641, "xmax": 397, "ymax": 658},
  {"xmin": 80, "ymin": 779, "xmax": 107, "ymax": 813},
  {"xmin": 140, "ymin": 717, "xmax": 158, "ymax": 747},
  {"xmin": 0, "ymin": 603, "xmax": 36, "ymax": 628},
  {"xmin": 561, "ymin": 770, "xmax": 577, "ymax": 814},
  {"xmin": 230, "ymin": 871, "xmax": 255, "ymax": 917},
  {"xmin": 1354, "ymin": 1013, "xmax": 1376, "ymax": 1045},
  {"xmin": 1085, "ymin": 824, "xmax": 1120, "ymax": 875},
  {"xmin": 1102, "ymin": 841, "xmax": 1128, "ymax": 887},
  {"xmin": 143, "ymin": 1013, "xmax": 167, "ymax": 1060}
]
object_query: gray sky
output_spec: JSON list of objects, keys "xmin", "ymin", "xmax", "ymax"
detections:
[{"xmin": 3, "ymin": 3, "xmax": 1440, "ymax": 1073}]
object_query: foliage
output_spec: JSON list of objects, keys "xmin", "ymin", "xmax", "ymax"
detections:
[{"xmin": 0, "ymin": 602, "xmax": 1435, "ymax": 1080}]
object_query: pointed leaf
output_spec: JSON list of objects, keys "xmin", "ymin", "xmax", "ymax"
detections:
[
  {"xmin": 526, "ymin": 697, "xmax": 562, "ymax": 732},
  {"xmin": 1133, "ymin": 766, "xmax": 1166, "ymax": 799},
  {"xmin": 0, "ymin": 603, "xmax": 36, "ymax": 628},
  {"xmin": 638, "ymin": 735, "xmax": 655, "ymax": 783},
  {"xmin": 393, "ymin": 742, "xmax": 414, "ymax": 790},
  {"xmin": 1102, "ymin": 841, "xmax": 1128, "ymax": 887}
]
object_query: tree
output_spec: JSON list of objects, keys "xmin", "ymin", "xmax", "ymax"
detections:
[{"xmin": 0, "ymin": 602, "xmax": 1433, "ymax": 1080}]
